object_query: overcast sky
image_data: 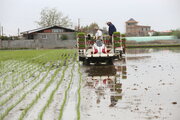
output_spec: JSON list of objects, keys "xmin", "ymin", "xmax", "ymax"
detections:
[{"xmin": 0, "ymin": 0, "xmax": 180, "ymax": 36}]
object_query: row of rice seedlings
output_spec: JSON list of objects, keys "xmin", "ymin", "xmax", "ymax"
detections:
[
  {"xmin": 0, "ymin": 50, "xmax": 65, "ymax": 103},
  {"xmin": 0, "ymin": 64, "xmax": 41, "ymax": 98},
  {"xmin": 0, "ymin": 59, "xmax": 38, "ymax": 91},
  {"xmin": 17, "ymin": 61, "xmax": 57, "ymax": 120},
  {"xmin": 0, "ymin": 50, "xmax": 50, "ymax": 62},
  {"xmin": 0, "ymin": 55, "xmax": 47, "ymax": 98},
  {"xmin": 0, "ymin": 50, "xmax": 50, "ymax": 85},
  {"xmin": 0, "ymin": 60, "xmax": 27, "ymax": 85},
  {"xmin": 0, "ymin": 62, "xmax": 39, "ymax": 97},
  {"xmin": 77, "ymin": 63, "xmax": 82, "ymax": 120},
  {"xmin": 0, "ymin": 50, "xmax": 52, "ymax": 82},
  {"xmin": 0, "ymin": 49, "xmax": 60, "ymax": 97},
  {"xmin": 0, "ymin": 90, "xmax": 27, "ymax": 120},
  {"xmin": 38, "ymin": 59, "xmax": 73, "ymax": 120},
  {"xmin": 38, "ymin": 53, "xmax": 75, "ymax": 120},
  {"xmin": 0, "ymin": 62, "xmax": 45, "ymax": 107},
  {"xmin": 0, "ymin": 51, "xmax": 67, "ymax": 120},
  {"xmin": 0, "ymin": 56, "xmax": 34, "ymax": 79},
  {"xmin": 1, "ymin": 61, "xmax": 36, "ymax": 90},
  {"xmin": 2, "ymin": 50, "xmax": 52, "ymax": 79},
  {"xmin": 0, "ymin": 50, "xmax": 47, "ymax": 78},
  {"xmin": 18, "ymin": 53, "xmax": 71, "ymax": 120},
  {"xmin": 0, "ymin": 60, "xmax": 17, "ymax": 78},
  {"xmin": 0, "ymin": 49, "xmax": 73, "ymax": 96},
  {"xmin": 0, "ymin": 51, "xmax": 49, "ymax": 91},
  {"xmin": 58, "ymin": 63, "xmax": 75, "ymax": 120}
]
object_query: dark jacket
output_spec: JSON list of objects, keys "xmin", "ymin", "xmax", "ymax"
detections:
[{"xmin": 108, "ymin": 23, "xmax": 117, "ymax": 36}]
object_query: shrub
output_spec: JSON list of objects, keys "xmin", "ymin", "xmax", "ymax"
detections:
[
  {"xmin": 172, "ymin": 30, "xmax": 180, "ymax": 39},
  {"xmin": 60, "ymin": 34, "xmax": 68, "ymax": 40},
  {"xmin": 0, "ymin": 36, "xmax": 19, "ymax": 40},
  {"xmin": 0, "ymin": 36, "xmax": 9, "ymax": 40}
]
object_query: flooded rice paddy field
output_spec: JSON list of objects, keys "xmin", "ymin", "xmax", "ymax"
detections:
[
  {"xmin": 81, "ymin": 48, "xmax": 180, "ymax": 120},
  {"xmin": 0, "ymin": 48, "xmax": 179, "ymax": 120}
]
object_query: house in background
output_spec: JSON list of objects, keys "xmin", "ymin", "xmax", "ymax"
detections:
[
  {"xmin": 21, "ymin": 25, "xmax": 75, "ymax": 40},
  {"xmin": 19, "ymin": 26, "xmax": 76, "ymax": 49},
  {"xmin": 126, "ymin": 18, "xmax": 151, "ymax": 37}
]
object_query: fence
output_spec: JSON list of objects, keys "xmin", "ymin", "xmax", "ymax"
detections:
[{"xmin": 0, "ymin": 39, "xmax": 76, "ymax": 49}]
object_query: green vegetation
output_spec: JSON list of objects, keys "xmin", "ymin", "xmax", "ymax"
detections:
[
  {"xmin": 0, "ymin": 36, "xmax": 20, "ymax": 40},
  {"xmin": 36, "ymin": 8, "xmax": 72, "ymax": 27},
  {"xmin": 77, "ymin": 63, "xmax": 82, "ymax": 120},
  {"xmin": 0, "ymin": 49, "xmax": 84, "ymax": 120},
  {"xmin": 113, "ymin": 32, "xmax": 122, "ymax": 47},
  {"xmin": 58, "ymin": 63, "xmax": 75, "ymax": 120},
  {"xmin": 152, "ymin": 29, "xmax": 180, "ymax": 39},
  {"xmin": 80, "ymin": 23, "xmax": 99, "ymax": 33},
  {"xmin": 127, "ymin": 44, "xmax": 180, "ymax": 48},
  {"xmin": 60, "ymin": 34, "xmax": 68, "ymax": 40},
  {"xmin": 77, "ymin": 33, "xmax": 86, "ymax": 49},
  {"xmin": 172, "ymin": 30, "xmax": 180, "ymax": 39}
]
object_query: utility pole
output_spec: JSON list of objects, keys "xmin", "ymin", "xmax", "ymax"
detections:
[
  {"xmin": 0, "ymin": 23, "xmax": 1, "ymax": 36},
  {"xmin": 18, "ymin": 28, "xmax": 20, "ymax": 37},
  {"xmin": 78, "ymin": 18, "xmax": 80, "ymax": 31},
  {"xmin": 2, "ymin": 26, "xmax": 3, "ymax": 37}
]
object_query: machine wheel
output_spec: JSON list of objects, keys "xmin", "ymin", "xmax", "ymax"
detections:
[
  {"xmin": 83, "ymin": 59, "xmax": 90, "ymax": 66},
  {"xmin": 117, "ymin": 51, "xmax": 123, "ymax": 60},
  {"xmin": 123, "ymin": 48, "xmax": 126, "ymax": 54},
  {"xmin": 79, "ymin": 56, "xmax": 84, "ymax": 61},
  {"xmin": 107, "ymin": 59, "xmax": 113, "ymax": 65}
]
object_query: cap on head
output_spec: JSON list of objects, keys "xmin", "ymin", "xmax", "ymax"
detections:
[{"xmin": 107, "ymin": 22, "xmax": 112, "ymax": 25}]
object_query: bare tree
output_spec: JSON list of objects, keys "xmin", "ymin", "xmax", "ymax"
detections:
[
  {"xmin": 80, "ymin": 23, "xmax": 99, "ymax": 33},
  {"xmin": 36, "ymin": 8, "xmax": 72, "ymax": 27}
]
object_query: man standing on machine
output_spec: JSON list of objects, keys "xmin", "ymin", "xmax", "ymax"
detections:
[{"xmin": 107, "ymin": 22, "xmax": 117, "ymax": 43}]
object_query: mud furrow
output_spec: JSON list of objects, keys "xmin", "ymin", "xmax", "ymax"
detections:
[
  {"xmin": 17, "ymin": 56, "xmax": 70, "ymax": 120},
  {"xmin": 39, "ymin": 63, "xmax": 73, "ymax": 120},
  {"xmin": 60, "ymin": 63, "xmax": 79, "ymax": 120},
  {"xmin": 0, "ymin": 55, "xmax": 65, "ymax": 120},
  {"xmin": 77, "ymin": 63, "xmax": 83, "ymax": 120},
  {"xmin": 0, "ymin": 66, "xmax": 54, "ymax": 120}
]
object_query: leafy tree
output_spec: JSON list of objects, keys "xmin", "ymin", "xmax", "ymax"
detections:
[
  {"xmin": 172, "ymin": 30, "xmax": 180, "ymax": 39},
  {"xmin": 80, "ymin": 23, "xmax": 99, "ymax": 34},
  {"xmin": 36, "ymin": 8, "xmax": 72, "ymax": 27},
  {"xmin": 152, "ymin": 32, "xmax": 160, "ymax": 36},
  {"xmin": 102, "ymin": 27, "xmax": 108, "ymax": 35}
]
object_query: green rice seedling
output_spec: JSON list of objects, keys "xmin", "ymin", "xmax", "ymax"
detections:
[
  {"xmin": 0, "ymin": 50, "xmax": 59, "ymax": 97},
  {"xmin": 0, "ymin": 52, "xmax": 48, "ymax": 92},
  {"xmin": 0, "ymin": 63, "xmax": 45, "ymax": 107},
  {"xmin": 0, "ymin": 92, "xmax": 27, "ymax": 120},
  {"xmin": 77, "ymin": 63, "xmax": 82, "ymax": 120},
  {"xmin": 39, "ymin": 65, "xmax": 69, "ymax": 120},
  {"xmin": 0, "ymin": 49, "xmax": 75, "ymax": 120},
  {"xmin": 18, "ymin": 53, "xmax": 70, "ymax": 120},
  {"xmin": 58, "ymin": 63, "xmax": 75, "ymax": 120},
  {"xmin": 0, "ymin": 60, "xmax": 44, "ymax": 98}
]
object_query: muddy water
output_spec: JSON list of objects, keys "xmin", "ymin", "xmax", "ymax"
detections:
[{"xmin": 81, "ymin": 48, "xmax": 180, "ymax": 120}]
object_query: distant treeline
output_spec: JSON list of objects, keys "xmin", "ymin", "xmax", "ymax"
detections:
[
  {"xmin": 153, "ymin": 30, "xmax": 180, "ymax": 39},
  {"xmin": 0, "ymin": 36, "xmax": 20, "ymax": 40}
]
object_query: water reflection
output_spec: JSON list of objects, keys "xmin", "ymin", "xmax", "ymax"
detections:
[
  {"xmin": 126, "ymin": 47, "xmax": 180, "ymax": 54},
  {"xmin": 84, "ymin": 58, "xmax": 127, "ymax": 107}
]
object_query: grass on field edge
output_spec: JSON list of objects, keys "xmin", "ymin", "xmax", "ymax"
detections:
[
  {"xmin": 126, "ymin": 44, "xmax": 180, "ymax": 48},
  {"xmin": 0, "ymin": 44, "xmax": 180, "ymax": 50}
]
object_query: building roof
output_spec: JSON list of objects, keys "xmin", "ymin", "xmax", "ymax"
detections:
[
  {"xmin": 126, "ymin": 18, "xmax": 138, "ymax": 23},
  {"xmin": 21, "ymin": 25, "xmax": 75, "ymax": 34},
  {"xmin": 137, "ymin": 25, "xmax": 151, "ymax": 28}
]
